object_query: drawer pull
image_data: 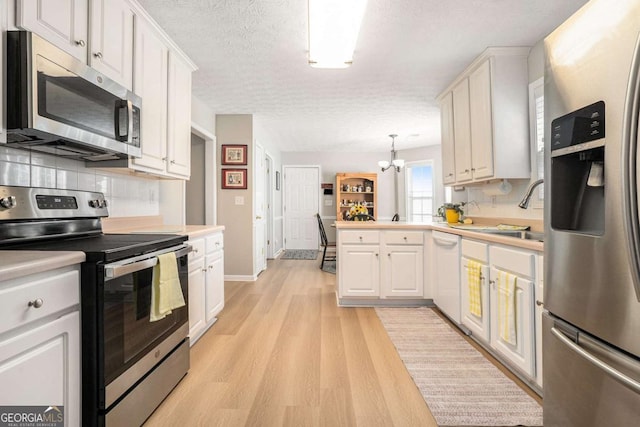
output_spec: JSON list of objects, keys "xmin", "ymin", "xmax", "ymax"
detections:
[
  {"xmin": 193, "ymin": 248, "xmax": 199, "ymax": 253},
  {"xmin": 28, "ymin": 298, "xmax": 44, "ymax": 309},
  {"xmin": 75, "ymin": 40, "xmax": 86, "ymax": 47},
  {"xmin": 403, "ymin": 236, "xmax": 407, "ymax": 240},
  {"xmin": 359, "ymin": 236, "xmax": 363, "ymax": 241}
]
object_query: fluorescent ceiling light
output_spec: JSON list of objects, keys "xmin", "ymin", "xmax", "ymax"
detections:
[{"xmin": 308, "ymin": 0, "xmax": 368, "ymax": 68}]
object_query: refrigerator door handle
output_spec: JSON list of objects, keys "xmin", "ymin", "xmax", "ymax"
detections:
[
  {"xmin": 621, "ymin": 30, "xmax": 640, "ymax": 301},
  {"xmin": 551, "ymin": 327, "xmax": 640, "ymax": 394}
]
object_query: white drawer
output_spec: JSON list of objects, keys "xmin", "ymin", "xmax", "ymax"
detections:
[
  {"xmin": 490, "ymin": 245, "xmax": 535, "ymax": 278},
  {"xmin": 383, "ymin": 230, "xmax": 423, "ymax": 245},
  {"xmin": 0, "ymin": 269, "xmax": 79, "ymax": 335},
  {"xmin": 340, "ymin": 230, "xmax": 380, "ymax": 244},
  {"xmin": 188, "ymin": 238, "xmax": 205, "ymax": 261},
  {"xmin": 462, "ymin": 239, "xmax": 489, "ymax": 262},
  {"xmin": 206, "ymin": 232, "xmax": 224, "ymax": 253}
]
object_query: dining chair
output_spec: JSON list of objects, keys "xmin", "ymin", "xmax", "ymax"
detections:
[{"xmin": 316, "ymin": 213, "xmax": 336, "ymax": 269}]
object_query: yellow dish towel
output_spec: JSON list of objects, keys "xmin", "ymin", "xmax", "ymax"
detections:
[
  {"xmin": 497, "ymin": 270, "xmax": 517, "ymax": 346},
  {"xmin": 150, "ymin": 252, "xmax": 186, "ymax": 322},
  {"xmin": 467, "ymin": 260, "xmax": 482, "ymax": 317}
]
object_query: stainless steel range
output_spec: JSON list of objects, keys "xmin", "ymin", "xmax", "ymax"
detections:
[{"xmin": 0, "ymin": 185, "xmax": 190, "ymax": 426}]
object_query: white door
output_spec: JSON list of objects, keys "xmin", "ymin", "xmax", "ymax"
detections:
[
  {"xmin": 265, "ymin": 154, "xmax": 275, "ymax": 259},
  {"xmin": 254, "ymin": 143, "xmax": 267, "ymax": 275},
  {"xmin": 284, "ymin": 166, "xmax": 320, "ymax": 250}
]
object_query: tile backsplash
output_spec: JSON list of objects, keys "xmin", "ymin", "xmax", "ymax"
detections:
[
  {"xmin": 0, "ymin": 145, "xmax": 159, "ymax": 217},
  {"xmin": 464, "ymin": 179, "xmax": 544, "ymax": 221}
]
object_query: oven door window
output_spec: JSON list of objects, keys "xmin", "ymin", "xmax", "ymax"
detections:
[
  {"xmin": 103, "ymin": 259, "xmax": 187, "ymax": 384},
  {"xmin": 36, "ymin": 55, "xmax": 125, "ymax": 140}
]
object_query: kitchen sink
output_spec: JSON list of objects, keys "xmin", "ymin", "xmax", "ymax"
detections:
[{"xmin": 476, "ymin": 229, "xmax": 544, "ymax": 242}]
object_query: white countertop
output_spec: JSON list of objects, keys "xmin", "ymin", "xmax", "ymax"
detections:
[
  {"xmin": 335, "ymin": 220, "xmax": 543, "ymax": 252},
  {"xmin": 0, "ymin": 251, "xmax": 86, "ymax": 282}
]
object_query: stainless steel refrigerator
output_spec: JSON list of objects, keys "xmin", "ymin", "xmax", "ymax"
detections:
[{"xmin": 544, "ymin": 0, "xmax": 640, "ymax": 425}]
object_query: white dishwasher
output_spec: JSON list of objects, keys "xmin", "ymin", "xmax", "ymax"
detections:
[{"xmin": 432, "ymin": 230, "xmax": 461, "ymax": 324}]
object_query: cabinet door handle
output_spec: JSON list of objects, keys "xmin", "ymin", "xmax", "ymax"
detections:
[
  {"xmin": 28, "ymin": 298, "xmax": 44, "ymax": 309},
  {"xmin": 471, "ymin": 168, "xmax": 476, "ymax": 172},
  {"xmin": 75, "ymin": 40, "xmax": 86, "ymax": 47},
  {"xmin": 193, "ymin": 248, "xmax": 199, "ymax": 253},
  {"xmin": 93, "ymin": 52, "xmax": 103, "ymax": 59},
  {"xmin": 447, "ymin": 173, "xmax": 453, "ymax": 177},
  {"xmin": 464, "ymin": 169, "xmax": 470, "ymax": 173},
  {"xmin": 536, "ymin": 300, "xmax": 544, "ymax": 306},
  {"xmin": 359, "ymin": 236, "xmax": 363, "ymax": 241},
  {"xmin": 202, "ymin": 268, "xmax": 207, "ymax": 272},
  {"xmin": 170, "ymin": 160, "xmax": 176, "ymax": 164},
  {"xmin": 375, "ymin": 253, "xmax": 379, "ymax": 257},
  {"xmin": 162, "ymin": 157, "xmax": 167, "ymax": 162},
  {"xmin": 388, "ymin": 253, "xmax": 391, "ymax": 257}
]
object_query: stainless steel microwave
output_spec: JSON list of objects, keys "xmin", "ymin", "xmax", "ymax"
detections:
[{"xmin": 6, "ymin": 31, "xmax": 141, "ymax": 161}]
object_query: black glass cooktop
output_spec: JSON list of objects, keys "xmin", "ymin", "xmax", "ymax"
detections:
[{"xmin": 6, "ymin": 233, "xmax": 187, "ymax": 263}]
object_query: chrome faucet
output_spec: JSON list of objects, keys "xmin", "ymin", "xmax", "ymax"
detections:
[{"xmin": 518, "ymin": 179, "xmax": 544, "ymax": 209}]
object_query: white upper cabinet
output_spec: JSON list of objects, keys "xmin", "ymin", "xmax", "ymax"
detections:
[
  {"xmin": 438, "ymin": 47, "xmax": 531, "ymax": 185},
  {"xmin": 89, "ymin": 0, "xmax": 134, "ymax": 89},
  {"xmin": 166, "ymin": 51, "xmax": 193, "ymax": 178},
  {"xmin": 452, "ymin": 78, "xmax": 472, "ymax": 183},
  {"xmin": 439, "ymin": 92, "xmax": 456, "ymax": 185},
  {"xmin": 468, "ymin": 59, "xmax": 494, "ymax": 180},
  {"xmin": 132, "ymin": 18, "xmax": 168, "ymax": 172},
  {"xmin": 18, "ymin": 0, "xmax": 134, "ymax": 90}
]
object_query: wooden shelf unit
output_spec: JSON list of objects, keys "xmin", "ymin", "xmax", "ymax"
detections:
[{"xmin": 336, "ymin": 173, "xmax": 378, "ymax": 221}]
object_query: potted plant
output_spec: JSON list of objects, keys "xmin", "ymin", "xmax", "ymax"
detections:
[{"xmin": 437, "ymin": 203, "xmax": 465, "ymax": 224}]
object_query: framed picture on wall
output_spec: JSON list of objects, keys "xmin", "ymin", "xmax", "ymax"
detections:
[
  {"xmin": 222, "ymin": 169, "xmax": 247, "ymax": 189},
  {"xmin": 221, "ymin": 144, "xmax": 247, "ymax": 165}
]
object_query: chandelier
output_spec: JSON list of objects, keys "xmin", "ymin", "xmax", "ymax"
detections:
[{"xmin": 378, "ymin": 134, "xmax": 405, "ymax": 172}]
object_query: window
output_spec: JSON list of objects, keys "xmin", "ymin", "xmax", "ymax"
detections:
[
  {"xmin": 406, "ymin": 161, "xmax": 434, "ymax": 222},
  {"xmin": 529, "ymin": 77, "xmax": 544, "ymax": 203}
]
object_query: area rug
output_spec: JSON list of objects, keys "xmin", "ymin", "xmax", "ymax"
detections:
[
  {"xmin": 321, "ymin": 260, "xmax": 336, "ymax": 274},
  {"xmin": 280, "ymin": 249, "xmax": 318, "ymax": 260},
  {"xmin": 375, "ymin": 307, "xmax": 543, "ymax": 426}
]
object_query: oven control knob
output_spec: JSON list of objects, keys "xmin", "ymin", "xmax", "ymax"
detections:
[
  {"xmin": 89, "ymin": 199, "xmax": 100, "ymax": 208},
  {"xmin": 0, "ymin": 196, "xmax": 16, "ymax": 209},
  {"xmin": 99, "ymin": 199, "xmax": 108, "ymax": 208}
]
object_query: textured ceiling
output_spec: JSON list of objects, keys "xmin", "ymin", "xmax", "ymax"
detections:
[{"xmin": 137, "ymin": 0, "xmax": 588, "ymax": 152}]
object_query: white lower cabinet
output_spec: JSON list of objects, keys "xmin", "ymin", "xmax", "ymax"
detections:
[
  {"xmin": 458, "ymin": 238, "xmax": 541, "ymax": 385},
  {"xmin": 460, "ymin": 239, "xmax": 491, "ymax": 344},
  {"xmin": 339, "ymin": 244, "xmax": 380, "ymax": 297},
  {"xmin": 337, "ymin": 229, "xmax": 425, "ymax": 300},
  {"xmin": 187, "ymin": 256, "xmax": 206, "ymax": 343},
  {"xmin": 187, "ymin": 230, "xmax": 224, "ymax": 345},
  {"xmin": 535, "ymin": 254, "xmax": 544, "ymax": 388},
  {"xmin": 205, "ymin": 250, "xmax": 224, "ymax": 322},
  {"xmin": 381, "ymin": 231, "xmax": 424, "ymax": 298},
  {"xmin": 489, "ymin": 245, "xmax": 536, "ymax": 379},
  {"xmin": 0, "ymin": 266, "xmax": 81, "ymax": 427}
]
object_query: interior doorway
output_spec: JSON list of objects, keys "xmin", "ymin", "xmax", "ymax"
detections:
[{"xmin": 185, "ymin": 124, "xmax": 216, "ymax": 225}]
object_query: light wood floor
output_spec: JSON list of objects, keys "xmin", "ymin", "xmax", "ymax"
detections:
[{"xmin": 145, "ymin": 258, "xmax": 539, "ymax": 426}]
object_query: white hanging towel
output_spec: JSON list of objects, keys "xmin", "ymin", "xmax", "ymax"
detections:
[{"xmin": 497, "ymin": 270, "xmax": 517, "ymax": 346}]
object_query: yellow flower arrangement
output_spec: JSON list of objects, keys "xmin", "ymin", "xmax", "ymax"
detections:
[{"xmin": 348, "ymin": 204, "xmax": 369, "ymax": 220}]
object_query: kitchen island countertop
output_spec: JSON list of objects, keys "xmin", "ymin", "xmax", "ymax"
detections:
[{"xmin": 335, "ymin": 220, "xmax": 543, "ymax": 252}]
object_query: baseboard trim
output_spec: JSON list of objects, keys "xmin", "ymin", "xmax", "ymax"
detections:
[
  {"xmin": 224, "ymin": 274, "xmax": 257, "ymax": 282},
  {"xmin": 337, "ymin": 297, "xmax": 434, "ymax": 307}
]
